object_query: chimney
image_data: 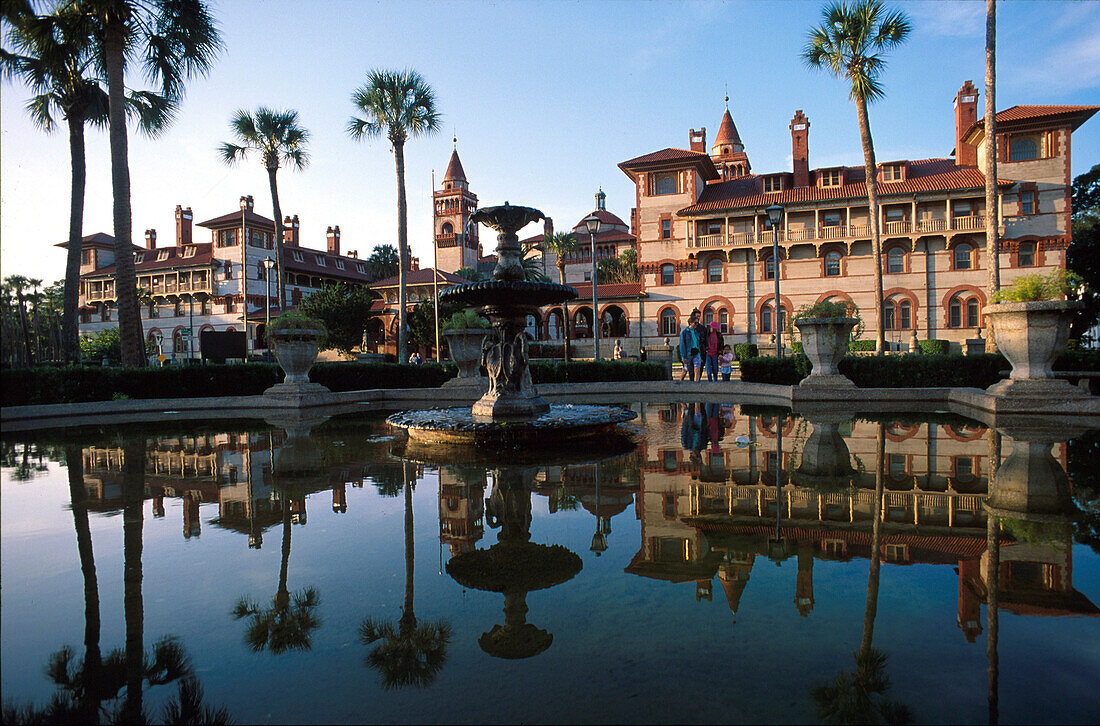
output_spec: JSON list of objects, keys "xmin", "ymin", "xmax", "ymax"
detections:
[
  {"xmin": 790, "ymin": 110, "xmax": 810, "ymax": 188},
  {"xmin": 955, "ymin": 80, "xmax": 979, "ymax": 167},
  {"xmin": 145, "ymin": 229, "xmax": 157, "ymax": 250},
  {"xmin": 349, "ymin": 249, "xmax": 358, "ymax": 259},
  {"xmin": 689, "ymin": 127, "xmax": 707, "ymax": 153},
  {"xmin": 326, "ymin": 225, "xmax": 341, "ymax": 256},
  {"xmin": 410, "ymin": 255, "xmax": 420, "ymax": 271},
  {"xmin": 283, "ymin": 215, "xmax": 299, "ymax": 247},
  {"xmin": 175, "ymin": 205, "xmax": 193, "ymax": 246},
  {"xmin": 240, "ymin": 195, "xmax": 254, "ymax": 212}
]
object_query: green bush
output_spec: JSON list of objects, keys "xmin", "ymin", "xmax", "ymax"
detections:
[
  {"xmin": 791, "ymin": 342, "xmax": 804, "ymax": 356},
  {"xmin": 79, "ymin": 328, "xmax": 122, "ymax": 364},
  {"xmin": 733, "ymin": 343, "xmax": 757, "ymax": 361},
  {"xmin": 529, "ymin": 342, "xmax": 565, "ymax": 359},
  {"xmin": 529, "ymin": 360, "xmax": 667, "ymax": 384},
  {"xmin": 738, "ymin": 355, "xmax": 811, "ymax": 385},
  {"xmin": 918, "ymin": 339, "xmax": 951, "ymax": 355},
  {"xmin": 848, "ymin": 340, "xmax": 876, "ymax": 352},
  {"xmin": 738, "ymin": 352, "xmax": 1012, "ymax": 389},
  {"xmin": 1054, "ymin": 348, "xmax": 1100, "ymax": 371}
]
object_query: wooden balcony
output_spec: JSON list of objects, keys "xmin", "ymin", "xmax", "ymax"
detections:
[{"xmin": 687, "ymin": 215, "xmax": 987, "ymax": 250}]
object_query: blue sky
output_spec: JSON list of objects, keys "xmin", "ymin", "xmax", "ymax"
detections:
[{"xmin": 2, "ymin": 0, "xmax": 1098, "ymax": 283}]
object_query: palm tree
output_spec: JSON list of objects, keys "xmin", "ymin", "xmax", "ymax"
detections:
[
  {"xmin": 82, "ymin": 0, "xmax": 222, "ymax": 367},
  {"xmin": 348, "ymin": 69, "xmax": 441, "ymax": 365},
  {"xmin": 121, "ymin": 436, "xmax": 146, "ymax": 722},
  {"xmin": 219, "ymin": 108, "xmax": 310, "ymax": 313},
  {"xmin": 804, "ymin": 0, "xmax": 911, "ymax": 353},
  {"xmin": 984, "ymin": 0, "xmax": 1000, "ymax": 351},
  {"xmin": 542, "ymin": 231, "xmax": 579, "ymax": 361},
  {"xmin": 4, "ymin": 274, "xmax": 35, "ymax": 365},
  {"xmin": 360, "ymin": 474, "xmax": 451, "ymax": 689}
]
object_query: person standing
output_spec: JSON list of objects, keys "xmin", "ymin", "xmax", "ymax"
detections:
[
  {"xmin": 678, "ymin": 309, "xmax": 701, "ymax": 381},
  {"xmin": 719, "ymin": 344, "xmax": 735, "ymax": 382},
  {"xmin": 690, "ymin": 315, "xmax": 708, "ymax": 382},
  {"xmin": 704, "ymin": 321, "xmax": 724, "ymax": 381}
]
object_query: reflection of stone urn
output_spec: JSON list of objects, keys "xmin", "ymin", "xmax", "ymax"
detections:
[
  {"xmin": 794, "ymin": 318, "xmax": 858, "ymax": 388},
  {"xmin": 986, "ymin": 421, "xmax": 1078, "ymax": 521},
  {"xmin": 442, "ymin": 328, "xmax": 489, "ymax": 387},
  {"xmin": 984, "ymin": 301, "xmax": 1085, "ymax": 398},
  {"xmin": 793, "ymin": 411, "xmax": 855, "ymax": 490}
]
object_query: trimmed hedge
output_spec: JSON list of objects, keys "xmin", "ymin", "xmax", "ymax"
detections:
[
  {"xmin": 918, "ymin": 339, "xmax": 951, "ymax": 355},
  {"xmin": 740, "ymin": 353, "xmax": 1007, "ymax": 388},
  {"xmin": 734, "ymin": 344, "xmax": 758, "ymax": 361},
  {"xmin": 739, "ymin": 355, "xmax": 811, "ymax": 385},
  {"xmin": 529, "ymin": 360, "xmax": 668, "ymax": 384},
  {"xmin": 849, "ymin": 340, "xmax": 877, "ymax": 352}
]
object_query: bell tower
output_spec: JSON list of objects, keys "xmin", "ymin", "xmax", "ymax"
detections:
[
  {"xmin": 434, "ymin": 139, "xmax": 479, "ymax": 273},
  {"xmin": 711, "ymin": 96, "xmax": 751, "ymax": 180}
]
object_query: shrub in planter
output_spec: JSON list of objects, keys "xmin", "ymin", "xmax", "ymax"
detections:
[
  {"xmin": 792, "ymin": 300, "xmax": 859, "ymax": 388},
  {"xmin": 269, "ymin": 311, "xmax": 328, "ymax": 386},
  {"xmin": 441, "ymin": 309, "xmax": 491, "ymax": 382},
  {"xmin": 918, "ymin": 339, "xmax": 950, "ymax": 355},
  {"xmin": 849, "ymin": 340, "xmax": 877, "ymax": 352}
]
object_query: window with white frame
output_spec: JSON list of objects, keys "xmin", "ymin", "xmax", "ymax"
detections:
[
  {"xmin": 707, "ymin": 259, "xmax": 722, "ymax": 283},
  {"xmin": 764, "ymin": 175, "xmax": 782, "ymax": 193},
  {"xmin": 820, "ymin": 169, "xmax": 842, "ymax": 187},
  {"xmin": 659, "ymin": 309, "xmax": 678, "ymax": 336},
  {"xmin": 825, "ymin": 251, "xmax": 841, "ymax": 276}
]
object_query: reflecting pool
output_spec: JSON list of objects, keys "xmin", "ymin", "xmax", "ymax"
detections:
[{"xmin": 2, "ymin": 404, "xmax": 1098, "ymax": 724}]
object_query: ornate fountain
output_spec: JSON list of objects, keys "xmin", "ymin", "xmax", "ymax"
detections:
[{"xmin": 387, "ymin": 202, "xmax": 636, "ymax": 446}]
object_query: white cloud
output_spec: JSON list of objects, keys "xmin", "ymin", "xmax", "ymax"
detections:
[{"xmin": 909, "ymin": 1, "xmax": 985, "ymax": 38}]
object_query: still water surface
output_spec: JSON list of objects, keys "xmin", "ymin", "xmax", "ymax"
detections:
[{"xmin": 2, "ymin": 404, "xmax": 1097, "ymax": 724}]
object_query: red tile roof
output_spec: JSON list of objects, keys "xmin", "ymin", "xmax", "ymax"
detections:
[
  {"xmin": 572, "ymin": 209, "xmax": 630, "ymax": 231},
  {"xmin": 89, "ymin": 243, "xmax": 215, "ymax": 276},
  {"xmin": 55, "ymin": 232, "xmax": 124, "ymax": 249},
  {"xmin": 595, "ymin": 282, "xmax": 644, "ymax": 298},
  {"xmin": 964, "ymin": 105, "xmax": 1099, "ymax": 141},
  {"xmin": 619, "ymin": 147, "xmax": 721, "ymax": 182},
  {"xmin": 679, "ymin": 159, "xmax": 1010, "ymax": 215},
  {"xmin": 284, "ymin": 247, "xmax": 373, "ymax": 282},
  {"xmin": 197, "ymin": 209, "xmax": 276, "ymax": 229},
  {"xmin": 371, "ymin": 267, "xmax": 469, "ymax": 288}
]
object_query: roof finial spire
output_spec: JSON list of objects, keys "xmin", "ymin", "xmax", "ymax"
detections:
[
  {"xmin": 453, "ymin": 128, "xmax": 457, "ymax": 149},
  {"xmin": 725, "ymin": 85, "xmax": 729, "ymax": 109}
]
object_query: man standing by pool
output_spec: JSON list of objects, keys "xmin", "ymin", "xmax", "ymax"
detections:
[{"xmin": 679, "ymin": 309, "xmax": 701, "ymax": 381}]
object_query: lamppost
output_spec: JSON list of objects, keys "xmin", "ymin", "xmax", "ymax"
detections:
[
  {"xmin": 263, "ymin": 258, "xmax": 276, "ymax": 354},
  {"xmin": 584, "ymin": 213, "xmax": 602, "ymax": 360},
  {"xmin": 186, "ymin": 293, "xmax": 194, "ymax": 363},
  {"xmin": 590, "ymin": 461, "xmax": 608, "ymax": 556},
  {"xmin": 766, "ymin": 203, "xmax": 784, "ymax": 358}
]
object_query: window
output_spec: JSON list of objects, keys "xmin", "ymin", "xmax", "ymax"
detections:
[
  {"xmin": 764, "ymin": 175, "xmax": 782, "ymax": 193},
  {"xmin": 900, "ymin": 300, "xmax": 911, "ymax": 330},
  {"xmin": 156, "ymin": 249, "xmax": 170, "ymax": 262},
  {"xmin": 659, "ymin": 308, "xmax": 678, "ymax": 336},
  {"xmin": 949, "ymin": 297, "xmax": 962, "ymax": 327},
  {"xmin": 173, "ymin": 300, "xmax": 182, "ymax": 317},
  {"xmin": 706, "ymin": 221, "xmax": 722, "ymax": 235},
  {"xmin": 954, "ymin": 243, "xmax": 973, "ymax": 270},
  {"xmin": 820, "ymin": 169, "xmax": 841, "ymax": 187},
  {"xmin": 885, "ymin": 207, "xmax": 905, "ymax": 223},
  {"xmin": 149, "ymin": 302, "xmax": 159, "ymax": 318},
  {"xmin": 764, "ymin": 256, "xmax": 777, "ymax": 280},
  {"xmin": 719, "ymin": 309, "xmax": 729, "ymax": 333},
  {"xmin": 356, "ymin": 263, "xmax": 366, "ymax": 274},
  {"xmin": 887, "ymin": 247, "xmax": 905, "ymax": 274},
  {"xmin": 953, "ymin": 201, "xmax": 973, "ymax": 217},
  {"xmin": 661, "ymin": 219, "xmax": 672, "ymax": 239},
  {"xmin": 1010, "ymin": 137, "xmax": 1039, "ymax": 162},
  {"xmin": 82, "ymin": 249, "xmax": 93, "ymax": 265},
  {"xmin": 216, "ymin": 229, "xmax": 238, "ymax": 247},
  {"xmin": 703, "ymin": 306, "xmax": 715, "ymax": 327},
  {"xmin": 315, "ymin": 255, "xmax": 326, "ymax": 267},
  {"xmin": 966, "ymin": 299, "xmax": 980, "ymax": 327},
  {"xmin": 292, "ymin": 251, "xmax": 304, "ymax": 263},
  {"xmin": 200, "ymin": 299, "xmax": 211, "ymax": 315},
  {"xmin": 822, "ymin": 212, "xmax": 841, "ymax": 227},
  {"xmin": 583, "ymin": 271, "xmax": 591, "ymax": 282},
  {"xmin": 1018, "ymin": 241, "xmax": 1036, "ymax": 267},
  {"xmin": 660, "ymin": 264, "xmax": 674, "ymax": 285},
  {"xmin": 884, "ymin": 300, "xmax": 895, "ymax": 330},
  {"xmin": 761, "ymin": 305, "xmax": 772, "ymax": 333},
  {"xmin": 1020, "ymin": 192, "xmax": 1036, "ymax": 215},
  {"xmin": 441, "ymin": 222, "xmax": 453, "ymax": 235},
  {"xmin": 182, "ymin": 246, "xmax": 196, "ymax": 258},
  {"xmin": 825, "ymin": 251, "xmax": 841, "ymax": 276},
  {"xmin": 224, "ymin": 260, "xmax": 233, "ymax": 279},
  {"xmin": 224, "ymin": 297, "xmax": 236, "ymax": 313},
  {"xmin": 888, "ymin": 454, "xmax": 907, "ymax": 478},
  {"xmin": 707, "ymin": 259, "xmax": 722, "ymax": 283},
  {"xmin": 653, "ymin": 173, "xmax": 678, "ymax": 195},
  {"xmin": 257, "ymin": 262, "xmax": 266, "ymax": 280},
  {"xmin": 134, "ymin": 253, "xmax": 145, "ymax": 264},
  {"xmin": 956, "ymin": 456, "xmax": 974, "ymax": 478},
  {"xmin": 881, "ymin": 164, "xmax": 904, "ymax": 182},
  {"xmin": 336, "ymin": 259, "xmax": 345, "ymax": 270}
]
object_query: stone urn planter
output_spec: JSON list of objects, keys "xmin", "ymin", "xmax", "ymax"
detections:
[
  {"xmin": 794, "ymin": 317, "xmax": 858, "ymax": 388},
  {"xmin": 443, "ymin": 328, "xmax": 490, "ymax": 388},
  {"xmin": 984, "ymin": 300, "xmax": 1084, "ymax": 398},
  {"xmin": 265, "ymin": 327, "xmax": 330, "ymax": 400}
]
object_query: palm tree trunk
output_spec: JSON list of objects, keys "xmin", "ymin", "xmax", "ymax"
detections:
[
  {"xmin": 104, "ymin": 20, "xmax": 145, "ymax": 367},
  {"xmin": 15, "ymin": 288, "xmax": 34, "ymax": 366},
  {"xmin": 401, "ymin": 478, "xmax": 416, "ymax": 634},
  {"xmin": 860, "ymin": 422, "xmax": 886, "ymax": 656},
  {"xmin": 855, "ymin": 96, "xmax": 886, "ymax": 354},
  {"xmin": 984, "ymin": 0, "xmax": 1000, "ymax": 353},
  {"xmin": 121, "ymin": 438, "xmax": 145, "ymax": 722},
  {"xmin": 66, "ymin": 445, "xmax": 101, "ymax": 671},
  {"xmin": 559, "ymin": 261, "xmax": 571, "ymax": 362},
  {"xmin": 277, "ymin": 498, "xmax": 292, "ymax": 610},
  {"xmin": 986, "ymin": 430, "xmax": 1001, "ymax": 725},
  {"xmin": 394, "ymin": 141, "xmax": 409, "ymax": 364},
  {"xmin": 267, "ymin": 166, "xmax": 287, "ymax": 315}
]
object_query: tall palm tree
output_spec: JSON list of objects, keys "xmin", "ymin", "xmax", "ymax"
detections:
[
  {"xmin": 121, "ymin": 436, "xmax": 146, "ymax": 723},
  {"xmin": 4, "ymin": 274, "xmax": 35, "ymax": 365},
  {"xmin": 984, "ymin": 0, "xmax": 1000, "ymax": 352},
  {"xmin": 348, "ymin": 69, "xmax": 441, "ymax": 364},
  {"xmin": 804, "ymin": 0, "xmax": 911, "ymax": 353},
  {"xmin": 360, "ymin": 473, "xmax": 451, "ymax": 689},
  {"xmin": 542, "ymin": 231, "xmax": 579, "ymax": 361},
  {"xmin": 219, "ymin": 108, "xmax": 310, "ymax": 313},
  {"xmin": 83, "ymin": 0, "xmax": 222, "ymax": 367}
]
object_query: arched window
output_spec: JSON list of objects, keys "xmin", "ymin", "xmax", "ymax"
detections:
[
  {"xmin": 966, "ymin": 299, "xmax": 980, "ymax": 327},
  {"xmin": 547, "ymin": 309, "xmax": 564, "ymax": 340},
  {"xmin": 441, "ymin": 222, "xmax": 454, "ymax": 235},
  {"xmin": 660, "ymin": 264, "xmax": 675, "ymax": 285},
  {"xmin": 719, "ymin": 309, "xmax": 729, "ymax": 333},
  {"xmin": 1010, "ymin": 137, "xmax": 1038, "ymax": 162},
  {"xmin": 1018, "ymin": 241, "xmax": 1036, "ymax": 267},
  {"xmin": 525, "ymin": 314, "xmax": 540, "ymax": 341},
  {"xmin": 954, "ymin": 243, "xmax": 973, "ymax": 270},
  {"xmin": 949, "ymin": 297, "xmax": 962, "ymax": 327},
  {"xmin": 703, "ymin": 305, "xmax": 715, "ymax": 327},
  {"xmin": 824, "ymin": 251, "xmax": 841, "ymax": 276},
  {"xmin": 886, "ymin": 247, "xmax": 905, "ymax": 274},
  {"xmin": 884, "ymin": 300, "xmax": 896, "ymax": 330},
  {"xmin": 574, "ymin": 308, "xmax": 593, "ymax": 339},
  {"xmin": 899, "ymin": 300, "xmax": 911, "ymax": 330},
  {"xmin": 173, "ymin": 329, "xmax": 186, "ymax": 356},
  {"xmin": 659, "ymin": 308, "xmax": 678, "ymax": 336},
  {"xmin": 761, "ymin": 305, "xmax": 772, "ymax": 333},
  {"xmin": 707, "ymin": 259, "xmax": 723, "ymax": 283}
]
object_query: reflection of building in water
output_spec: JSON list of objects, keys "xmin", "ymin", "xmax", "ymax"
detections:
[
  {"xmin": 535, "ymin": 460, "xmax": 641, "ymax": 557},
  {"xmin": 79, "ymin": 428, "xmax": 385, "ymax": 547},
  {"xmin": 627, "ymin": 403, "xmax": 1096, "ymax": 638},
  {"xmin": 439, "ymin": 468, "xmax": 486, "ymax": 557}
]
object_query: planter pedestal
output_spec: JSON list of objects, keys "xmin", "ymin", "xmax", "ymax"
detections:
[
  {"xmin": 984, "ymin": 301, "xmax": 1087, "ymax": 399},
  {"xmin": 794, "ymin": 318, "xmax": 858, "ymax": 389},
  {"xmin": 264, "ymin": 331, "xmax": 331, "ymax": 404},
  {"xmin": 442, "ymin": 328, "xmax": 490, "ymax": 390}
]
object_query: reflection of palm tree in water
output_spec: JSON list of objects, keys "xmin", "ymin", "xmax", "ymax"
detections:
[
  {"xmin": 812, "ymin": 424, "xmax": 912, "ymax": 725},
  {"xmin": 361, "ymin": 468, "xmax": 452, "ymax": 688},
  {"xmin": 233, "ymin": 492, "xmax": 320, "ymax": 653},
  {"xmin": 10, "ymin": 439, "xmax": 230, "ymax": 725}
]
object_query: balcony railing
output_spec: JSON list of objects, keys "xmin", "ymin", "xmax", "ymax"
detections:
[{"xmin": 688, "ymin": 215, "xmax": 987, "ymax": 249}]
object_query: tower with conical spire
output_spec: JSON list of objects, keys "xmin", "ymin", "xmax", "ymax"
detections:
[
  {"xmin": 434, "ymin": 138, "xmax": 480, "ymax": 273},
  {"xmin": 711, "ymin": 96, "xmax": 751, "ymax": 180}
]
